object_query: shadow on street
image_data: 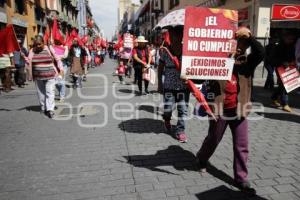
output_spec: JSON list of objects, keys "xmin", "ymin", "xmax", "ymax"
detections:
[
  {"xmin": 256, "ymin": 112, "xmax": 300, "ymax": 123},
  {"xmin": 122, "ymin": 145, "xmax": 268, "ymax": 200},
  {"xmin": 195, "ymin": 185, "xmax": 268, "ymax": 200},
  {"xmin": 119, "ymin": 118, "xmax": 165, "ymax": 134}
]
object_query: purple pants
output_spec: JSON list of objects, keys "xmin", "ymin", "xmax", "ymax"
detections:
[{"xmin": 197, "ymin": 110, "xmax": 249, "ymax": 183}]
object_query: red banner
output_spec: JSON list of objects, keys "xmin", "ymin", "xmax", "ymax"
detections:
[
  {"xmin": 181, "ymin": 7, "xmax": 237, "ymax": 80},
  {"xmin": 277, "ymin": 65, "xmax": 300, "ymax": 93},
  {"xmin": 271, "ymin": 4, "xmax": 300, "ymax": 21},
  {"xmin": 0, "ymin": 25, "xmax": 20, "ymax": 56}
]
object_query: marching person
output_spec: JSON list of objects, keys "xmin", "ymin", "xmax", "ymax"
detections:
[
  {"xmin": 271, "ymin": 31, "xmax": 297, "ymax": 112},
  {"xmin": 196, "ymin": 27, "xmax": 264, "ymax": 195},
  {"xmin": 83, "ymin": 44, "xmax": 91, "ymax": 82},
  {"xmin": 116, "ymin": 60, "xmax": 126, "ymax": 84},
  {"xmin": 132, "ymin": 36, "xmax": 151, "ymax": 95},
  {"xmin": 119, "ymin": 46, "xmax": 132, "ymax": 78},
  {"xmin": 69, "ymin": 38, "xmax": 86, "ymax": 89},
  {"xmin": 0, "ymin": 53, "xmax": 14, "ymax": 92},
  {"xmin": 13, "ymin": 39, "xmax": 28, "ymax": 88},
  {"xmin": 27, "ymin": 35, "xmax": 63, "ymax": 118},
  {"xmin": 52, "ymin": 38, "xmax": 69, "ymax": 102},
  {"xmin": 158, "ymin": 28, "xmax": 190, "ymax": 143}
]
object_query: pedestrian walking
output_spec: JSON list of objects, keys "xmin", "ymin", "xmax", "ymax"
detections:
[
  {"xmin": 116, "ymin": 60, "xmax": 126, "ymax": 84},
  {"xmin": 13, "ymin": 39, "xmax": 28, "ymax": 88},
  {"xmin": 27, "ymin": 35, "xmax": 62, "ymax": 118},
  {"xmin": 132, "ymin": 36, "xmax": 151, "ymax": 95},
  {"xmin": 263, "ymin": 39, "xmax": 276, "ymax": 90},
  {"xmin": 69, "ymin": 39, "xmax": 86, "ymax": 89},
  {"xmin": 119, "ymin": 47, "xmax": 132, "ymax": 78},
  {"xmin": 158, "ymin": 27, "xmax": 190, "ymax": 143},
  {"xmin": 83, "ymin": 45, "xmax": 91, "ymax": 82},
  {"xmin": 52, "ymin": 39, "xmax": 69, "ymax": 102},
  {"xmin": 196, "ymin": 27, "xmax": 265, "ymax": 195},
  {"xmin": 0, "ymin": 53, "xmax": 14, "ymax": 92},
  {"xmin": 271, "ymin": 30, "xmax": 297, "ymax": 112}
]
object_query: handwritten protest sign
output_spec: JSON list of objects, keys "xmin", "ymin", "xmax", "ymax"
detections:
[
  {"xmin": 123, "ymin": 33, "xmax": 134, "ymax": 48},
  {"xmin": 181, "ymin": 7, "xmax": 238, "ymax": 80},
  {"xmin": 277, "ymin": 65, "xmax": 300, "ymax": 93}
]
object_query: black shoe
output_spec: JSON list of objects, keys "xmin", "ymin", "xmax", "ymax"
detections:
[
  {"xmin": 136, "ymin": 91, "xmax": 143, "ymax": 96},
  {"xmin": 46, "ymin": 111, "xmax": 55, "ymax": 119},
  {"xmin": 195, "ymin": 153, "xmax": 207, "ymax": 173},
  {"xmin": 145, "ymin": 90, "xmax": 150, "ymax": 95},
  {"xmin": 234, "ymin": 181, "xmax": 256, "ymax": 196}
]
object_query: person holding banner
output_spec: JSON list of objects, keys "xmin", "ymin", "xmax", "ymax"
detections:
[
  {"xmin": 159, "ymin": 27, "xmax": 190, "ymax": 143},
  {"xmin": 270, "ymin": 31, "xmax": 297, "ymax": 112},
  {"xmin": 196, "ymin": 27, "xmax": 264, "ymax": 195}
]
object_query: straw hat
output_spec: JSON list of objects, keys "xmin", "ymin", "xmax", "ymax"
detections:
[{"xmin": 136, "ymin": 36, "xmax": 148, "ymax": 43}]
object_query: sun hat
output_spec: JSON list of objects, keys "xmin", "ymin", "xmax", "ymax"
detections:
[{"xmin": 136, "ymin": 36, "xmax": 148, "ymax": 43}]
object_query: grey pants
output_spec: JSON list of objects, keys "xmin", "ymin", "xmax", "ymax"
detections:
[{"xmin": 35, "ymin": 79, "xmax": 56, "ymax": 111}]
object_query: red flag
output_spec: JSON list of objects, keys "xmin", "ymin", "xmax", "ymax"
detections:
[
  {"xmin": 117, "ymin": 34, "xmax": 123, "ymax": 48},
  {"xmin": 101, "ymin": 39, "xmax": 107, "ymax": 48},
  {"xmin": 52, "ymin": 17, "xmax": 64, "ymax": 43},
  {"xmin": 64, "ymin": 31, "xmax": 73, "ymax": 48},
  {"xmin": 0, "ymin": 25, "xmax": 20, "ymax": 56},
  {"xmin": 70, "ymin": 29, "xmax": 78, "ymax": 38},
  {"xmin": 187, "ymin": 80, "xmax": 216, "ymax": 121},
  {"xmin": 81, "ymin": 35, "xmax": 89, "ymax": 45}
]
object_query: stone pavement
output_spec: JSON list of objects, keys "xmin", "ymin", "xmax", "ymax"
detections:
[{"xmin": 0, "ymin": 58, "xmax": 299, "ymax": 200}]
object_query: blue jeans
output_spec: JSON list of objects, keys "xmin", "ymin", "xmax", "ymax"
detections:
[
  {"xmin": 271, "ymin": 79, "xmax": 288, "ymax": 106},
  {"xmin": 56, "ymin": 64, "xmax": 68, "ymax": 99},
  {"xmin": 163, "ymin": 90, "xmax": 190, "ymax": 134}
]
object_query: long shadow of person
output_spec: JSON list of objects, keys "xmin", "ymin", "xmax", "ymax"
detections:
[
  {"xmin": 121, "ymin": 145, "xmax": 266, "ymax": 199},
  {"xmin": 121, "ymin": 145, "xmax": 197, "ymax": 175},
  {"xmin": 196, "ymin": 185, "xmax": 268, "ymax": 200},
  {"xmin": 118, "ymin": 118, "xmax": 166, "ymax": 134},
  {"xmin": 256, "ymin": 112, "xmax": 300, "ymax": 124},
  {"xmin": 138, "ymin": 105, "xmax": 159, "ymax": 114},
  {"xmin": 18, "ymin": 105, "xmax": 41, "ymax": 112}
]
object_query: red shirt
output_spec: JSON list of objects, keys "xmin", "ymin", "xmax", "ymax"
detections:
[
  {"xmin": 224, "ymin": 74, "xmax": 238, "ymax": 109},
  {"xmin": 132, "ymin": 48, "xmax": 147, "ymax": 63},
  {"xmin": 118, "ymin": 64, "xmax": 126, "ymax": 75}
]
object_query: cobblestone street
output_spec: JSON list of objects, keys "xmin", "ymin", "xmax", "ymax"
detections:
[{"xmin": 0, "ymin": 58, "xmax": 299, "ymax": 200}]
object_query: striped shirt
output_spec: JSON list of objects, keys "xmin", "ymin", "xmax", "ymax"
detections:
[{"xmin": 31, "ymin": 48, "xmax": 56, "ymax": 80}]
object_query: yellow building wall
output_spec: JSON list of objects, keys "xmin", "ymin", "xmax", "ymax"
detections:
[{"xmin": 6, "ymin": 1, "xmax": 37, "ymax": 48}]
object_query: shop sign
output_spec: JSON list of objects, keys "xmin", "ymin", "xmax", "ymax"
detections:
[
  {"xmin": 271, "ymin": 4, "xmax": 300, "ymax": 21},
  {"xmin": 0, "ymin": 12, "xmax": 7, "ymax": 23},
  {"xmin": 12, "ymin": 17, "xmax": 28, "ymax": 28}
]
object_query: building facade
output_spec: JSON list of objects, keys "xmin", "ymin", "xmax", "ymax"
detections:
[
  {"xmin": 134, "ymin": 0, "xmax": 300, "ymax": 42},
  {"xmin": 0, "ymin": 0, "xmax": 36, "ymax": 48}
]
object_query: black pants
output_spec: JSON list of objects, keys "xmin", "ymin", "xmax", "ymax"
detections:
[
  {"xmin": 14, "ymin": 66, "xmax": 26, "ymax": 86},
  {"xmin": 135, "ymin": 66, "xmax": 149, "ymax": 92}
]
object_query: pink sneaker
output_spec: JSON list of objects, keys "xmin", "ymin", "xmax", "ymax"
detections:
[{"xmin": 176, "ymin": 132, "xmax": 187, "ymax": 143}]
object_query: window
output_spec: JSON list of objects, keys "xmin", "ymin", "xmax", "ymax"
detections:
[
  {"xmin": 169, "ymin": 0, "xmax": 179, "ymax": 10},
  {"xmin": 15, "ymin": 0, "xmax": 26, "ymax": 14},
  {"xmin": 0, "ymin": 0, "xmax": 5, "ymax": 7}
]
